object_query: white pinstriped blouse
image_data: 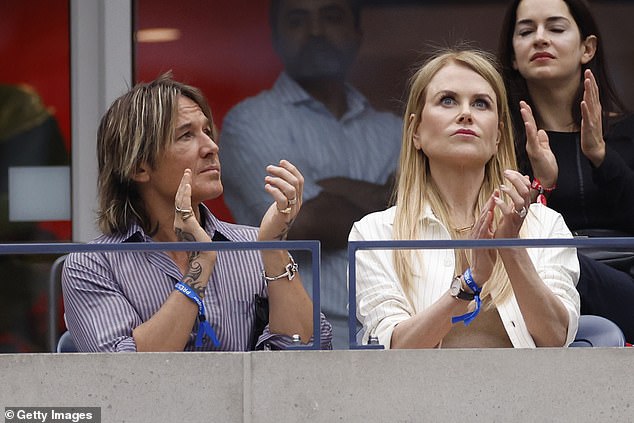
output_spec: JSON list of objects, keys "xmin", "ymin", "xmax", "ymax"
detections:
[
  {"xmin": 350, "ymin": 203, "xmax": 580, "ymax": 348},
  {"xmin": 62, "ymin": 206, "xmax": 332, "ymax": 352}
]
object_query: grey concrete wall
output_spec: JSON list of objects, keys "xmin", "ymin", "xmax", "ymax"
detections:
[{"xmin": 1, "ymin": 349, "xmax": 632, "ymax": 422}]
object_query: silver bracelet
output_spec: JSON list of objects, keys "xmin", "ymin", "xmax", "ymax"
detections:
[{"xmin": 262, "ymin": 253, "xmax": 298, "ymax": 284}]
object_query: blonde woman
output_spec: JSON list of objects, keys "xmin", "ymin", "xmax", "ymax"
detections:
[{"xmin": 350, "ymin": 49, "xmax": 580, "ymax": 349}]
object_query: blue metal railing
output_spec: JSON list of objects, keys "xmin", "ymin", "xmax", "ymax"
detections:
[
  {"xmin": 348, "ymin": 237, "xmax": 634, "ymax": 349},
  {"xmin": 4, "ymin": 236, "xmax": 634, "ymax": 351},
  {"xmin": 0, "ymin": 240, "xmax": 322, "ymax": 351}
]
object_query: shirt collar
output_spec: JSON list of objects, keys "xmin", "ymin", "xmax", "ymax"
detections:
[
  {"xmin": 384, "ymin": 203, "xmax": 442, "ymax": 228},
  {"xmin": 420, "ymin": 203, "xmax": 437, "ymax": 223},
  {"xmin": 273, "ymin": 71, "xmax": 369, "ymax": 121},
  {"xmin": 121, "ymin": 204, "xmax": 235, "ymax": 243}
]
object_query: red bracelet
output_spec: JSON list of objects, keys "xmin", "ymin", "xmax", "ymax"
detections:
[{"xmin": 531, "ymin": 178, "xmax": 556, "ymax": 205}]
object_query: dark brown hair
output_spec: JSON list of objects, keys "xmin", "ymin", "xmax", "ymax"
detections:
[{"xmin": 498, "ymin": 0, "xmax": 628, "ymax": 170}]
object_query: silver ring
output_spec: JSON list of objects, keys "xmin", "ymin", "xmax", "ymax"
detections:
[
  {"xmin": 175, "ymin": 205, "xmax": 193, "ymax": 214},
  {"xmin": 175, "ymin": 205, "xmax": 194, "ymax": 220},
  {"xmin": 288, "ymin": 197, "xmax": 297, "ymax": 206},
  {"xmin": 513, "ymin": 206, "xmax": 527, "ymax": 218},
  {"xmin": 278, "ymin": 206, "xmax": 292, "ymax": 214}
]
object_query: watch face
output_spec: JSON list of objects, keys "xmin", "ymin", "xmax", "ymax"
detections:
[{"xmin": 449, "ymin": 277, "xmax": 461, "ymax": 297}]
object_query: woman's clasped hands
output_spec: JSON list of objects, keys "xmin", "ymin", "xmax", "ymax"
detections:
[{"xmin": 469, "ymin": 169, "xmax": 531, "ymax": 285}]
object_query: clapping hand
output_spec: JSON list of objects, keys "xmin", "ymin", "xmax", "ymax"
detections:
[
  {"xmin": 469, "ymin": 170, "xmax": 531, "ymax": 285},
  {"xmin": 174, "ymin": 168, "xmax": 211, "ymax": 244},
  {"xmin": 258, "ymin": 160, "xmax": 304, "ymax": 241},
  {"xmin": 580, "ymin": 69, "xmax": 606, "ymax": 167},
  {"xmin": 520, "ymin": 101, "xmax": 558, "ymax": 189},
  {"xmin": 493, "ymin": 170, "xmax": 531, "ymax": 240},
  {"xmin": 469, "ymin": 194, "xmax": 497, "ymax": 288}
]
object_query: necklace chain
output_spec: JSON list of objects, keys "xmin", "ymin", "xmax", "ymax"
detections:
[{"xmin": 454, "ymin": 223, "xmax": 474, "ymax": 233}]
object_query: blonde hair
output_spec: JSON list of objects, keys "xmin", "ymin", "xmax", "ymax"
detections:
[
  {"xmin": 393, "ymin": 49, "xmax": 518, "ymax": 308},
  {"xmin": 96, "ymin": 72, "xmax": 216, "ymax": 234}
]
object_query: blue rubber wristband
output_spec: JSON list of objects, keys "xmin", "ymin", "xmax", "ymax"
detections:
[
  {"xmin": 451, "ymin": 268, "xmax": 482, "ymax": 326},
  {"xmin": 174, "ymin": 281, "xmax": 220, "ymax": 347},
  {"xmin": 462, "ymin": 268, "xmax": 481, "ymax": 294}
]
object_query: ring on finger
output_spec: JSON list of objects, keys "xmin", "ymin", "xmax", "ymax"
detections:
[
  {"xmin": 175, "ymin": 205, "xmax": 194, "ymax": 220},
  {"xmin": 288, "ymin": 197, "xmax": 297, "ymax": 206},
  {"xmin": 175, "ymin": 205, "xmax": 192, "ymax": 213},
  {"xmin": 278, "ymin": 206, "xmax": 292, "ymax": 214},
  {"xmin": 513, "ymin": 206, "xmax": 528, "ymax": 218}
]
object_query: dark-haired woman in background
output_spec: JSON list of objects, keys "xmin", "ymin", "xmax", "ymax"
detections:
[{"xmin": 498, "ymin": 0, "xmax": 634, "ymax": 342}]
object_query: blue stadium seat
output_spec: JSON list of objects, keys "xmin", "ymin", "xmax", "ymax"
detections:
[
  {"xmin": 56, "ymin": 330, "xmax": 77, "ymax": 353},
  {"xmin": 570, "ymin": 315, "xmax": 625, "ymax": 347},
  {"xmin": 48, "ymin": 254, "xmax": 68, "ymax": 352}
]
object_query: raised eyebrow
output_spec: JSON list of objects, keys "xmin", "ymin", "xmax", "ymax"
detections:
[
  {"xmin": 474, "ymin": 93, "xmax": 495, "ymax": 103},
  {"xmin": 175, "ymin": 122, "xmax": 191, "ymax": 134},
  {"xmin": 434, "ymin": 90, "xmax": 456, "ymax": 99},
  {"xmin": 176, "ymin": 117, "xmax": 211, "ymax": 133},
  {"xmin": 433, "ymin": 90, "xmax": 493, "ymax": 103}
]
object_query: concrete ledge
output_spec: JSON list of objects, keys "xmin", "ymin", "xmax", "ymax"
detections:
[{"xmin": 1, "ymin": 349, "xmax": 632, "ymax": 422}]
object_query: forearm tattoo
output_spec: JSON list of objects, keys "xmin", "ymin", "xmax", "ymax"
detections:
[
  {"xmin": 274, "ymin": 217, "xmax": 295, "ymax": 241},
  {"xmin": 175, "ymin": 227, "xmax": 206, "ymax": 298}
]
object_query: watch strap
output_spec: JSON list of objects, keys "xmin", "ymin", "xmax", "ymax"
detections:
[
  {"xmin": 450, "ymin": 275, "xmax": 475, "ymax": 301},
  {"xmin": 456, "ymin": 288, "xmax": 475, "ymax": 301}
]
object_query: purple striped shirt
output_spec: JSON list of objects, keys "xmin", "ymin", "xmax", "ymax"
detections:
[{"xmin": 61, "ymin": 206, "xmax": 332, "ymax": 352}]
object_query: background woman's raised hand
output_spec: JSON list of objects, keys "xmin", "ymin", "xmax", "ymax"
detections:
[
  {"xmin": 580, "ymin": 69, "xmax": 607, "ymax": 167},
  {"xmin": 520, "ymin": 101, "xmax": 558, "ymax": 188}
]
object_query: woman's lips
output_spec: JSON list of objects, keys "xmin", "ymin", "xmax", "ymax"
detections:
[
  {"xmin": 531, "ymin": 52, "xmax": 555, "ymax": 61},
  {"xmin": 454, "ymin": 129, "xmax": 477, "ymax": 136}
]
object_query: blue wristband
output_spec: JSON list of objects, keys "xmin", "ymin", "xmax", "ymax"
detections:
[
  {"xmin": 174, "ymin": 282, "xmax": 220, "ymax": 347},
  {"xmin": 451, "ymin": 268, "xmax": 482, "ymax": 326},
  {"xmin": 462, "ymin": 268, "xmax": 481, "ymax": 295}
]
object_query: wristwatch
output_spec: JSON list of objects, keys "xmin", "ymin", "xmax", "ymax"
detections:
[{"xmin": 449, "ymin": 275, "xmax": 475, "ymax": 301}]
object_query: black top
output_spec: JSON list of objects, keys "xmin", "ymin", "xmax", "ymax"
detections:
[{"xmin": 534, "ymin": 115, "xmax": 634, "ymax": 234}]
